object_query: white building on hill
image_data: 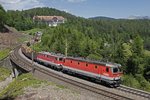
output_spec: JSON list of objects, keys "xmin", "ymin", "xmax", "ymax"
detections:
[{"xmin": 33, "ymin": 16, "xmax": 65, "ymax": 27}]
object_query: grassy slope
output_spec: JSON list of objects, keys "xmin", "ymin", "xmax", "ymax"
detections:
[
  {"xmin": 0, "ymin": 73, "xmax": 66, "ymax": 99},
  {"xmin": 0, "ymin": 67, "xmax": 11, "ymax": 82},
  {"xmin": 21, "ymin": 28, "xmax": 44, "ymax": 35},
  {"xmin": 0, "ymin": 49, "xmax": 10, "ymax": 60},
  {"xmin": 0, "ymin": 73, "xmax": 48, "ymax": 99}
]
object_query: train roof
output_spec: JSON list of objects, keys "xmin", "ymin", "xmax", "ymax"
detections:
[
  {"xmin": 38, "ymin": 51, "xmax": 121, "ymax": 68},
  {"xmin": 66, "ymin": 57, "xmax": 121, "ymax": 68},
  {"xmin": 38, "ymin": 51, "xmax": 65, "ymax": 58}
]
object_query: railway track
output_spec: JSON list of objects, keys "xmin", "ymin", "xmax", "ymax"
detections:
[
  {"xmin": 9, "ymin": 46, "xmax": 150, "ymax": 100},
  {"xmin": 33, "ymin": 65, "xmax": 133, "ymax": 100},
  {"xmin": 117, "ymin": 85, "xmax": 150, "ymax": 99},
  {"xmin": 10, "ymin": 45, "xmax": 32, "ymax": 71}
]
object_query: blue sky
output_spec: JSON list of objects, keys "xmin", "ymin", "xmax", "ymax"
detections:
[{"xmin": 0, "ymin": 0, "xmax": 149, "ymax": 18}]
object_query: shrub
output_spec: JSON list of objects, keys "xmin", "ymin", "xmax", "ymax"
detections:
[{"xmin": 122, "ymin": 74, "xmax": 140, "ymax": 89}]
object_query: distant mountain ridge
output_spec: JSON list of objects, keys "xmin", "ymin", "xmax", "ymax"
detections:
[
  {"xmin": 89, "ymin": 16, "xmax": 150, "ymax": 20},
  {"xmin": 89, "ymin": 16, "xmax": 115, "ymax": 20},
  {"xmin": 127, "ymin": 16, "xmax": 150, "ymax": 20}
]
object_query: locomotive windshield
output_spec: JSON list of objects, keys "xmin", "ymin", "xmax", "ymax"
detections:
[
  {"xmin": 111, "ymin": 67, "xmax": 121, "ymax": 73},
  {"xmin": 112, "ymin": 67, "xmax": 118, "ymax": 73}
]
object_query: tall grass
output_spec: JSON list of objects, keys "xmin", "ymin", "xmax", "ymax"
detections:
[
  {"xmin": 0, "ymin": 49, "xmax": 10, "ymax": 60},
  {"xmin": 0, "ymin": 67, "xmax": 11, "ymax": 82}
]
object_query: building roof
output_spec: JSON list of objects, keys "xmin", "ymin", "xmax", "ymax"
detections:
[{"xmin": 33, "ymin": 16, "xmax": 65, "ymax": 21}]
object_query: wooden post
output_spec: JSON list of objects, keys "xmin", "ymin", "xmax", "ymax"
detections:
[
  {"xmin": 65, "ymin": 39, "xmax": 68, "ymax": 57},
  {"xmin": 31, "ymin": 35, "xmax": 35, "ymax": 73}
]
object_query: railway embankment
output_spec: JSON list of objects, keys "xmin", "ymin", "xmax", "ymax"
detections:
[
  {"xmin": 0, "ymin": 67, "xmax": 12, "ymax": 92},
  {"xmin": 0, "ymin": 73, "xmax": 103, "ymax": 100},
  {"xmin": 7, "ymin": 45, "xmax": 150, "ymax": 100}
]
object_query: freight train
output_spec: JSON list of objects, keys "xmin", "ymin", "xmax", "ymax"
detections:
[{"xmin": 21, "ymin": 45, "xmax": 122, "ymax": 87}]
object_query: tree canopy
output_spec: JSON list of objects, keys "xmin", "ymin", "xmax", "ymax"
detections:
[{"xmin": 0, "ymin": 4, "xmax": 7, "ymax": 31}]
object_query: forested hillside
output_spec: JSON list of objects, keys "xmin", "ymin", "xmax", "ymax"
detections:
[
  {"xmin": 0, "ymin": 5, "xmax": 7, "ymax": 32},
  {"xmin": 2, "ymin": 6, "xmax": 150, "ymax": 91},
  {"xmin": 6, "ymin": 7, "xmax": 150, "ymax": 51}
]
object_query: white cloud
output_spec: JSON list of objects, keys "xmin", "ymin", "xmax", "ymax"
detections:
[
  {"xmin": 0, "ymin": 0, "xmax": 87, "ymax": 10},
  {"xmin": 0, "ymin": 0, "xmax": 21, "ymax": 4},
  {"xmin": 67, "ymin": 0, "xmax": 86, "ymax": 3},
  {"xmin": 0, "ymin": 0, "xmax": 45, "ymax": 10}
]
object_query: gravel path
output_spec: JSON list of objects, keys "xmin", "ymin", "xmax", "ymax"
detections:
[
  {"xmin": 15, "ymin": 83, "xmax": 104, "ymax": 100},
  {"xmin": 0, "ymin": 75, "xmax": 13, "ymax": 92},
  {"xmin": 0, "ymin": 76, "xmax": 108, "ymax": 100}
]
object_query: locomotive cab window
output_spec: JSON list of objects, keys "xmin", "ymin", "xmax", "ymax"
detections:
[
  {"xmin": 106, "ymin": 67, "xmax": 109, "ymax": 72},
  {"xmin": 59, "ymin": 58, "xmax": 63, "ymax": 61},
  {"xmin": 112, "ymin": 67, "xmax": 119, "ymax": 73}
]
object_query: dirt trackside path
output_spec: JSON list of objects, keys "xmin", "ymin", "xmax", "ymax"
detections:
[{"xmin": 0, "ymin": 25, "xmax": 30, "ymax": 50}]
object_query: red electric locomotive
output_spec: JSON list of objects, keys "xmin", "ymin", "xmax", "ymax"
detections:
[{"xmin": 37, "ymin": 51, "xmax": 122, "ymax": 87}]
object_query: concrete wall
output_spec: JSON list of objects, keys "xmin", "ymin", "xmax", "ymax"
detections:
[{"xmin": 0, "ymin": 57, "xmax": 27, "ymax": 78}]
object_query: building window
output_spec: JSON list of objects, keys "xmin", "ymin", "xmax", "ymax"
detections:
[
  {"xmin": 106, "ymin": 67, "xmax": 109, "ymax": 72},
  {"xmin": 95, "ymin": 66, "xmax": 98, "ymax": 69}
]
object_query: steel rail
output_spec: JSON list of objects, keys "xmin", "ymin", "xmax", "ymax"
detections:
[{"xmin": 117, "ymin": 85, "xmax": 150, "ymax": 99}]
